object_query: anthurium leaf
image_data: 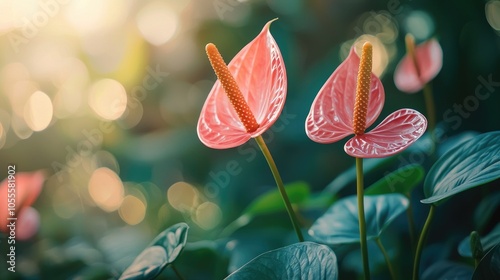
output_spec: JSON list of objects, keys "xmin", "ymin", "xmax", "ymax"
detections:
[
  {"xmin": 119, "ymin": 223, "xmax": 189, "ymax": 280},
  {"xmin": 421, "ymin": 131, "xmax": 500, "ymax": 205},
  {"xmin": 225, "ymin": 242, "xmax": 338, "ymax": 280},
  {"xmin": 243, "ymin": 182, "xmax": 310, "ymax": 217},
  {"xmin": 323, "ymin": 157, "xmax": 395, "ymax": 195},
  {"xmin": 309, "ymin": 194, "xmax": 409, "ymax": 244},
  {"xmin": 458, "ymin": 224, "xmax": 500, "ymax": 258},
  {"xmin": 474, "ymin": 191, "xmax": 500, "ymax": 230},
  {"xmin": 421, "ymin": 261, "xmax": 473, "ymax": 280},
  {"xmin": 472, "ymin": 243, "xmax": 500, "ymax": 279},
  {"xmin": 365, "ymin": 163, "xmax": 424, "ymax": 195}
]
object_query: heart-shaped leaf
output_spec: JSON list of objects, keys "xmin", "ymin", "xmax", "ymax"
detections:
[
  {"xmin": 421, "ymin": 261, "xmax": 473, "ymax": 280},
  {"xmin": 458, "ymin": 224, "xmax": 500, "ymax": 258},
  {"xmin": 472, "ymin": 243, "xmax": 500, "ymax": 279},
  {"xmin": 421, "ymin": 131, "xmax": 500, "ymax": 205},
  {"xmin": 119, "ymin": 223, "xmax": 189, "ymax": 280},
  {"xmin": 309, "ymin": 194, "xmax": 409, "ymax": 244},
  {"xmin": 225, "ymin": 242, "xmax": 338, "ymax": 280},
  {"xmin": 365, "ymin": 163, "xmax": 424, "ymax": 195}
]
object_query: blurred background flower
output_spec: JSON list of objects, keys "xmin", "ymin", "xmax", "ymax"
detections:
[{"xmin": 0, "ymin": 0, "xmax": 499, "ymax": 279}]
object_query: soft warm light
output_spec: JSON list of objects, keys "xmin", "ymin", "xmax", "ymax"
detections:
[
  {"xmin": 194, "ymin": 202, "xmax": 222, "ymax": 230},
  {"xmin": 88, "ymin": 167, "xmax": 124, "ymax": 212},
  {"xmin": 119, "ymin": 195, "xmax": 146, "ymax": 225},
  {"xmin": 136, "ymin": 1, "xmax": 178, "ymax": 46},
  {"xmin": 344, "ymin": 35, "xmax": 388, "ymax": 77},
  {"xmin": 24, "ymin": 91, "xmax": 53, "ymax": 131},
  {"xmin": 64, "ymin": 0, "xmax": 128, "ymax": 34},
  {"xmin": 0, "ymin": 122, "xmax": 5, "ymax": 149},
  {"xmin": 53, "ymin": 58, "xmax": 89, "ymax": 118},
  {"xmin": 167, "ymin": 181, "xmax": 198, "ymax": 212},
  {"xmin": 486, "ymin": 1, "xmax": 500, "ymax": 31},
  {"xmin": 88, "ymin": 79, "xmax": 127, "ymax": 120}
]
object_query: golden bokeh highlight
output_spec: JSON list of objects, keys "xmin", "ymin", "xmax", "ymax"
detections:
[
  {"xmin": 167, "ymin": 181, "xmax": 199, "ymax": 212},
  {"xmin": 136, "ymin": 1, "xmax": 178, "ymax": 46},
  {"xmin": 194, "ymin": 202, "xmax": 223, "ymax": 230},
  {"xmin": 119, "ymin": 195, "xmax": 146, "ymax": 225},
  {"xmin": 342, "ymin": 35, "xmax": 389, "ymax": 77},
  {"xmin": 88, "ymin": 167, "xmax": 124, "ymax": 212},
  {"xmin": 24, "ymin": 91, "xmax": 53, "ymax": 131},
  {"xmin": 88, "ymin": 79, "xmax": 127, "ymax": 120}
]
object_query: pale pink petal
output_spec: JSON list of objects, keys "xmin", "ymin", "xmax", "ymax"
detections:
[
  {"xmin": 344, "ymin": 109, "xmax": 427, "ymax": 158},
  {"xmin": 16, "ymin": 207, "xmax": 40, "ymax": 240},
  {"xmin": 0, "ymin": 171, "xmax": 45, "ymax": 232},
  {"xmin": 394, "ymin": 39, "xmax": 443, "ymax": 93},
  {"xmin": 306, "ymin": 47, "xmax": 385, "ymax": 143},
  {"xmin": 198, "ymin": 20, "xmax": 286, "ymax": 149}
]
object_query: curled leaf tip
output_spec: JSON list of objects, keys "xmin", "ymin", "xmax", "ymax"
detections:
[
  {"xmin": 353, "ymin": 42, "xmax": 373, "ymax": 135},
  {"xmin": 205, "ymin": 43, "xmax": 259, "ymax": 133}
]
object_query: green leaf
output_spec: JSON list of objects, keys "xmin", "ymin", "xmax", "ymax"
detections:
[
  {"xmin": 421, "ymin": 261, "xmax": 473, "ymax": 280},
  {"xmin": 458, "ymin": 224, "xmax": 500, "ymax": 258},
  {"xmin": 421, "ymin": 131, "xmax": 500, "ymax": 205},
  {"xmin": 365, "ymin": 163, "xmax": 425, "ymax": 195},
  {"xmin": 473, "ymin": 191, "xmax": 500, "ymax": 230},
  {"xmin": 472, "ymin": 244, "xmax": 500, "ymax": 279},
  {"xmin": 119, "ymin": 223, "xmax": 189, "ymax": 280},
  {"xmin": 323, "ymin": 157, "xmax": 395, "ymax": 195},
  {"xmin": 225, "ymin": 242, "xmax": 338, "ymax": 280},
  {"xmin": 243, "ymin": 182, "xmax": 310, "ymax": 217},
  {"xmin": 308, "ymin": 194, "xmax": 409, "ymax": 244}
]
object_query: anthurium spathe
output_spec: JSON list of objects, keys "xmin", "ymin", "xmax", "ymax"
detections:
[
  {"xmin": 394, "ymin": 35, "xmax": 443, "ymax": 94},
  {"xmin": 197, "ymin": 19, "xmax": 286, "ymax": 149},
  {"xmin": 0, "ymin": 171, "xmax": 45, "ymax": 240},
  {"xmin": 306, "ymin": 42, "xmax": 427, "ymax": 158}
]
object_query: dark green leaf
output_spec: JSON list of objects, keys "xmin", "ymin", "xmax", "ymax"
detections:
[
  {"xmin": 119, "ymin": 223, "xmax": 189, "ymax": 280},
  {"xmin": 323, "ymin": 157, "xmax": 395, "ymax": 195},
  {"xmin": 458, "ymin": 224, "xmax": 500, "ymax": 258},
  {"xmin": 421, "ymin": 131, "xmax": 500, "ymax": 204},
  {"xmin": 472, "ymin": 244, "xmax": 500, "ymax": 279},
  {"xmin": 421, "ymin": 261, "xmax": 473, "ymax": 280},
  {"xmin": 309, "ymin": 194, "xmax": 408, "ymax": 244},
  {"xmin": 474, "ymin": 191, "xmax": 500, "ymax": 230},
  {"xmin": 225, "ymin": 242, "xmax": 338, "ymax": 280},
  {"xmin": 365, "ymin": 164, "xmax": 424, "ymax": 195}
]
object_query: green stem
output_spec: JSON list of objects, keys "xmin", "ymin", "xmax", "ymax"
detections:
[
  {"xmin": 423, "ymin": 83, "xmax": 436, "ymax": 143},
  {"xmin": 172, "ymin": 265, "xmax": 185, "ymax": 280},
  {"xmin": 375, "ymin": 238, "xmax": 397, "ymax": 280},
  {"xmin": 406, "ymin": 193, "xmax": 417, "ymax": 250},
  {"xmin": 413, "ymin": 205, "xmax": 436, "ymax": 280},
  {"xmin": 356, "ymin": 157, "xmax": 370, "ymax": 280},
  {"xmin": 254, "ymin": 135, "xmax": 304, "ymax": 242}
]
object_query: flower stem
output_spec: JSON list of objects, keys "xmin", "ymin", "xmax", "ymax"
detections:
[
  {"xmin": 254, "ymin": 135, "xmax": 304, "ymax": 242},
  {"xmin": 412, "ymin": 205, "xmax": 436, "ymax": 280},
  {"xmin": 356, "ymin": 157, "xmax": 370, "ymax": 280},
  {"xmin": 375, "ymin": 238, "xmax": 397, "ymax": 280},
  {"xmin": 172, "ymin": 265, "xmax": 185, "ymax": 280}
]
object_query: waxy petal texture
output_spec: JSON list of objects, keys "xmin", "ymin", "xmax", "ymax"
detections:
[
  {"xmin": 394, "ymin": 39, "xmax": 443, "ymax": 93},
  {"xmin": 306, "ymin": 47, "xmax": 384, "ymax": 144},
  {"xmin": 344, "ymin": 109, "xmax": 427, "ymax": 158},
  {"xmin": 198, "ymin": 20, "xmax": 286, "ymax": 149}
]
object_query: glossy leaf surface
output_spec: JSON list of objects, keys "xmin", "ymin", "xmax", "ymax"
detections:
[
  {"xmin": 472, "ymin": 244, "xmax": 500, "ymax": 280},
  {"xmin": 306, "ymin": 47, "xmax": 384, "ymax": 144},
  {"xmin": 458, "ymin": 224, "xmax": 500, "ymax": 258},
  {"xmin": 394, "ymin": 39, "xmax": 443, "ymax": 93},
  {"xmin": 345, "ymin": 109, "xmax": 427, "ymax": 158},
  {"xmin": 309, "ymin": 194, "xmax": 409, "ymax": 244},
  {"xmin": 422, "ymin": 131, "xmax": 500, "ymax": 204},
  {"xmin": 198, "ymin": 20, "xmax": 287, "ymax": 149},
  {"xmin": 119, "ymin": 223, "xmax": 189, "ymax": 280},
  {"xmin": 225, "ymin": 242, "xmax": 338, "ymax": 280}
]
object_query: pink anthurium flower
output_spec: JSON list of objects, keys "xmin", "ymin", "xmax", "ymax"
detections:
[
  {"xmin": 0, "ymin": 171, "xmax": 45, "ymax": 240},
  {"xmin": 394, "ymin": 35, "xmax": 443, "ymax": 93},
  {"xmin": 306, "ymin": 42, "xmax": 427, "ymax": 158},
  {"xmin": 197, "ymin": 19, "xmax": 286, "ymax": 149}
]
